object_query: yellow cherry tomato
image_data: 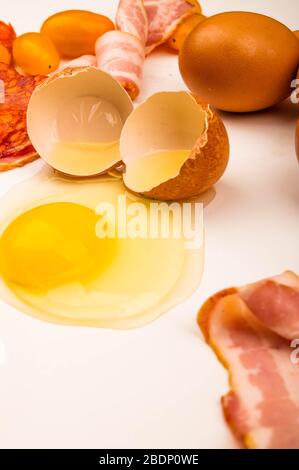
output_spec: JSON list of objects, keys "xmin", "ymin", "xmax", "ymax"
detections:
[
  {"xmin": 186, "ymin": 0, "xmax": 202, "ymax": 13},
  {"xmin": 13, "ymin": 32, "xmax": 60, "ymax": 75},
  {"xmin": 168, "ymin": 14, "xmax": 206, "ymax": 52},
  {"xmin": 0, "ymin": 44, "xmax": 11, "ymax": 64},
  {"xmin": 41, "ymin": 10, "xmax": 115, "ymax": 59}
]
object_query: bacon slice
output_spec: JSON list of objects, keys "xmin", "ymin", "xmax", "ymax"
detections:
[
  {"xmin": 96, "ymin": 30, "xmax": 145, "ymax": 100},
  {"xmin": 198, "ymin": 272, "xmax": 299, "ymax": 449},
  {"xmin": 239, "ymin": 271, "xmax": 299, "ymax": 340},
  {"xmin": 144, "ymin": 0, "xmax": 194, "ymax": 54},
  {"xmin": 116, "ymin": 0, "xmax": 148, "ymax": 46},
  {"xmin": 95, "ymin": 1, "xmax": 196, "ymax": 98},
  {"xmin": 62, "ymin": 55, "xmax": 96, "ymax": 69},
  {"xmin": 0, "ymin": 64, "xmax": 45, "ymax": 171}
]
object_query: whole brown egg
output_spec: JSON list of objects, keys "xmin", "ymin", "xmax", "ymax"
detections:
[{"xmin": 179, "ymin": 12, "xmax": 299, "ymax": 112}]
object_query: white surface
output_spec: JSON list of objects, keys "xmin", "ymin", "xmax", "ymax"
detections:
[{"xmin": 0, "ymin": 0, "xmax": 298, "ymax": 449}]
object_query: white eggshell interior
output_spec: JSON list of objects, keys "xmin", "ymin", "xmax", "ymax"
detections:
[
  {"xmin": 120, "ymin": 92, "xmax": 206, "ymax": 192},
  {"xmin": 27, "ymin": 68, "xmax": 133, "ymax": 177}
]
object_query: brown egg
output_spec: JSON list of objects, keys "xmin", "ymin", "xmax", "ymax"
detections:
[
  {"xmin": 179, "ymin": 12, "xmax": 299, "ymax": 112},
  {"xmin": 296, "ymin": 120, "xmax": 299, "ymax": 162}
]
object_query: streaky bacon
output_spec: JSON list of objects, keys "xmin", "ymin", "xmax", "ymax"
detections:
[
  {"xmin": 63, "ymin": 55, "xmax": 96, "ymax": 69},
  {"xmin": 116, "ymin": 0, "xmax": 148, "ymax": 46},
  {"xmin": 95, "ymin": 1, "xmax": 196, "ymax": 98},
  {"xmin": 198, "ymin": 271, "xmax": 299, "ymax": 449},
  {"xmin": 144, "ymin": 0, "xmax": 194, "ymax": 54},
  {"xmin": 239, "ymin": 271, "xmax": 299, "ymax": 340},
  {"xmin": 96, "ymin": 30, "xmax": 144, "ymax": 100}
]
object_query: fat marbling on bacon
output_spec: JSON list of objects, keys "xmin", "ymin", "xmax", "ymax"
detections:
[
  {"xmin": 116, "ymin": 0, "xmax": 148, "ymax": 46},
  {"xmin": 96, "ymin": 30, "xmax": 145, "ymax": 100},
  {"xmin": 198, "ymin": 271, "xmax": 299, "ymax": 449},
  {"xmin": 96, "ymin": 0, "xmax": 195, "ymax": 99},
  {"xmin": 144, "ymin": 0, "xmax": 195, "ymax": 54}
]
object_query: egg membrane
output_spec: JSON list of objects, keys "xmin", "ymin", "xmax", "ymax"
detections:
[
  {"xmin": 0, "ymin": 168, "xmax": 204, "ymax": 329},
  {"xmin": 27, "ymin": 68, "xmax": 134, "ymax": 177},
  {"xmin": 124, "ymin": 149, "xmax": 191, "ymax": 192}
]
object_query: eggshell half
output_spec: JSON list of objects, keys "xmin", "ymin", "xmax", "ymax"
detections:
[
  {"xmin": 27, "ymin": 67, "xmax": 133, "ymax": 176},
  {"xmin": 120, "ymin": 92, "xmax": 229, "ymax": 200}
]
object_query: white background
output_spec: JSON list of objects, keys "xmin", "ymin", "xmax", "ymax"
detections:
[{"xmin": 0, "ymin": 0, "xmax": 298, "ymax": 449}]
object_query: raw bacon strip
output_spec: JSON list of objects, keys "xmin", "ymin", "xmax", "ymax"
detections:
[
  {"xmin": 96, "ymin": 30, "xmax": 144, "ymax": 100},
  {"xmin": 239, "ymin": 271, "xmax": 299, "ymax": 340},
  {"xmin": 144, "ymin": 0, "xmax": 195, "ymax": 54},
  {"xmin": 58, "ymin": 55, "xmax": 96, "ymax": 72},
  {"xmin": 0, "ymin": 148, "xmax": 38, "ymax": 171},
  {"xmin": 0, "ymin": 64, "xmax": 45, "ymax": 171},
  {"xmin": 95, "ymin": 0, "xmax": 195, "ymax": 98},
  {"xmin": 116, "ymin": 0, "xmax": 148, "ymax": 46},
  {"xmin": 198, "ymin": 272, "xmax": 299, "ymax": 449},
  {"xmin": 66, "ymin": 55, "xmax": 96, "ymax": 68}
]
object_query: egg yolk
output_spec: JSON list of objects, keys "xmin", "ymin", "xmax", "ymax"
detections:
[{"xmin": 0, "ymin": 202, "xmax": 116, "ymax": 290}]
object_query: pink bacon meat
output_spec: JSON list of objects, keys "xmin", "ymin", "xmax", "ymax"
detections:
[
  {"xmin": 144, "ymin": 0, "xmax": 194, "ymax": 54},
  {"xmin": 239, "ymin": 271, "xmax": 299, "ymax": 340},
  {"xmin": 96, "ymin": 30, "xmax": 145, "ymax": 100},
  {"xmin": 96, "ymin": 0, "xmax": 195, "ymax": 99},
  {"xmin": 198, "ymin": 271, "xmax": 299, "ymax": 449},
  {"xmin": 116, "ymin": 0, "xmax": 148, "ymax": 46}
]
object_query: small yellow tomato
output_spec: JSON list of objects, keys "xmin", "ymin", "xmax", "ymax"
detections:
[
  {"xmin": 0, "ymin": 44, "xmax": 11, "ymax": 64},
  {"xmin": 41, "ymin": 10, "xmax": 114, "ymax": 59},
  {"xmin": 187, "ymin": 0, "xmax": 202, "ymax": 13},
  {"xmin": 168, "ymin": 14, "xmax": 206, "ymax": 52},
  {"xmin": 13, "ymin": 32, "xmax": 60, "ymax": 75}
]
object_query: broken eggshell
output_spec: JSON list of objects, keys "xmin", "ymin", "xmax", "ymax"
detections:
[
  {"xmin": 27, "ymin": 67, "xmax": 133, "ymax": 177},
  {"xmin": 120, "ymin": 92, "xmax": 229, "ymax": 200}
]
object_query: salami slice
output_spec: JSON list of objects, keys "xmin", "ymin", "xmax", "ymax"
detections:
[{"xmin": 0, "ymin": 64, "xmax": 45, "ymax": 171}]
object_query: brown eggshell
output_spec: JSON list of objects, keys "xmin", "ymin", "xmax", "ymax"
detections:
[
  {"xmin": 143, "ymin": 103, "xmax": 229, "ymax": 200},
  {"xmin": 121, "ymin": 92, "xmax": 229, "ymax": 201},
  {"xmin": 179, "ymin": 12, "xmax": 299, "ymax": 112}
]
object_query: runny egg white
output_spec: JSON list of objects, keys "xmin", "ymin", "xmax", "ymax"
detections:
[{"xmin": 0, "ymin": 168, "xmax": 204, "ymax": 329}]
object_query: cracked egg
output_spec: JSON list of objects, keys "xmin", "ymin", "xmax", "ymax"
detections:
[
  {"xmin": 120, "ymin": 92, "xmax": 229, "ymax": 200},
  {"xmin": 0, "ymin": 168, "xmax": 204, "ymax": 329},
  {"xmin": 27, "ymin": 67, "xmax": 133, "ymax": 177}
]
